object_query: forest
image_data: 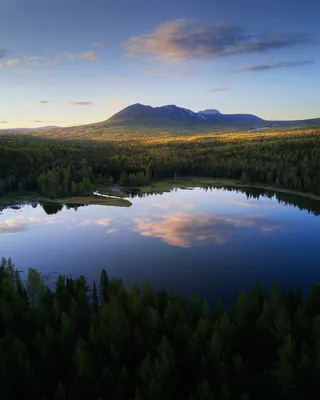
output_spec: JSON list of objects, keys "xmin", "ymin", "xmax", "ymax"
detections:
[
  {"xmin": 2, "ymin": 257, "xmax": 320, "ymax": 400},
  {"xmin": 0, "ymin": 127, "xmax": 320, "ymax": 199}
]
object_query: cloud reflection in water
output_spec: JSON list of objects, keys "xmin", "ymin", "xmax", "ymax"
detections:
[
  {"xmin": 134, "ymin": 212, "xmax": 287, "ymax": 248},
  {"xmin": 0, "ymin": 219, "xmax": 28, "ymax": 235}
]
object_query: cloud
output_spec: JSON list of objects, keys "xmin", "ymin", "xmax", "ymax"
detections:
[
  {"xmin": 92, "ymin": 42, "xmax": 104, "ymax": 47},
  {"xmin": 147, "ymin": 68, "xmax": 165, "ymax": 75},
  {"xmin": 67, "ymin": 51, "xmax": 100, "ymax": 61},
  {"xmin": 106, "ymin": 75, "xmax": 118, "ymax": 81},
  {"xmin": 176, "ymin": 66, "xmax": 194, "ymax": 75},
  {"xmin": 152, "ymin": 203, "xmax": 170, "ymax": 209},
  {"xmin": 208, "ymin": 87, "xmax": 229, "ymax": 92},
  {"xmin": 232, "ymin": 200, "xmax": 278, "ymax": 208},
  {"xmin": 80, "ymin": 51, "xmax": 99, "ymax": 60},
  {"xmin": 29, "ymin": 216, "xmax": 41, "ymax": 223},
  {"xmin": 152, "ymin": 202, "xmax": 194, "ymax": 210},
  {"xmin": 108, "ymin": 98, "xmax": 126, "ymax": 107},
  {"xmin": 79, "ymin": 218, "xmax": 112, "ymax": 227},
  {"xmin": 1, "ymin": 56, "xmax": 46, "ymax": 68},
  {"xmin": 33, "ymin": 120, "xmax": 43, "ymax": 123},
  {"xmin": 147, "ymin": 66, "xmax": 193, "ymax": 76},
  {"xmin": 0, "ymin": 219, "xmax": 27, "ymax": 235},
  {"xmin": 107, "ymin": 228, "xmax": 118, "ymax": 234},
  {"xmin": 234, "ymin": 60, "xmax": 314, "ymax": 72},
  {"xmin": 134, "ymin": 212, "xmax": 287, "ymax": 248},
  {"xmin": 0, "ymin": 121, "xmax": 7, "ymax": 124},
  {"xmin": 124, "ymin": 20, "xmax": 309, "ymax": 62},
  {"xmin": 5, "ymin": 58, "xmax": 23, "ymax": 67},
  {"xmin": 95, "ymin": 218, "xmax": 111, "ymax": 227},
  {"xmin": 0, "ymin": 49, "xmax": 8, "ymax": 58},
  {"xmin": 32, "ymin": 100, "xmax": 50, "ymax": 104},
  {"xmin": 67, "ymin": 101, "xmax": 92, "ymax": 106},
  {"xmin": 32, "ymin": 100, "xmax": 91, "ymax": 106}
]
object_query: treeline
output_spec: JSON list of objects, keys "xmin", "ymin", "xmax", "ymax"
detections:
[
  {"xmin": 1, "ymin": 131, "xmax": 320, "ymax": 198},
  {"xmin": 2, "ymin": 258, "xmax": 320, "ymax": 399}
]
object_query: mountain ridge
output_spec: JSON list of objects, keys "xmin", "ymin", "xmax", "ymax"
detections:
[{"xmin": 107, "ymin": 103, "xmax": 263, "ymax": 123}]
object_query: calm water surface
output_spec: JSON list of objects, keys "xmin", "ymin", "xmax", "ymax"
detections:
[{"xmin": 1, "ymin": 187, "xmax": 320, "ymax": 305}]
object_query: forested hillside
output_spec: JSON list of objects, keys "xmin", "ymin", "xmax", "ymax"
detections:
[
  {"xmin": 2, "ymin": 257, "xmax": 320, "ymax": 400},
  {"xmin": 0, "ymin": 127, "xmax": 320, "ymax": 199}
]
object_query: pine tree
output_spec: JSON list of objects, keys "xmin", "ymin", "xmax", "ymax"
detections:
[
  {"xmin": 100, "ymin": 269, "xmax": 110, "ymax": 303},
  {"xmin": 92, "ymin": 281, "xmax": 99, "ymax": 313}
]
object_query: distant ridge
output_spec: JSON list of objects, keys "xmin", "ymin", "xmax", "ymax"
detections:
[{"xmin": 0, "ymin": 126, "xmax": 60, "ymax": 133}]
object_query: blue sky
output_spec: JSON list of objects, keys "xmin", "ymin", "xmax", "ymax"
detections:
[{"xmin": 1, "ymin": 0, "xmax": 319, "ymax": 128}]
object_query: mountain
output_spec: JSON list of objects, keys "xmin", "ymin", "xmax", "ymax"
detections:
[
  {"xmin": 107, "ymin": 103, "xmax": 264, "ymax": 128},
  {"xmin": 2, "ymin": 103, "xmax": 318, "ymax": 141},
  {"xmin": 108, "ymin": 103, "xmax": 206, "ymax": 123},
  {"xmin": 198, "ymin": 109, "xmax": 221, "ymax": 115}
]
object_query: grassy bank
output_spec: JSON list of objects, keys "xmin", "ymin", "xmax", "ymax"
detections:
[
  {"xmin": 0, "ymin": 192, "xmax": 132, "ymax": 210},
  {"xmin": 54, "ymin": 195, "xmax": 132, "ymax": 207}
]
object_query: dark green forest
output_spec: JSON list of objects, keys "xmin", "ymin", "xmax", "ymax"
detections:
[
  {"xmin": 1, "ymin": 129, "xmax": 320, "ymax": 199},
  {"xmin": 2, "ymin": 257, "xmax": 320, "ymax": 400}
]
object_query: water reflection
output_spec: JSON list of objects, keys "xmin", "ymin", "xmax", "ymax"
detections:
[
  {"xmin": 3, "ymin": 186, "xmax": 318, "ymax": 217},
  {"xmin": 1, "ymin": 186, "xmax": 320, "ymax": 306},
  {"xmin": 0, "ymin": 218, "xmax": 27, "ymax": 235},
  {"xmin": 41, "ymin": 203, "xmax": 87, "ymax": 215},
  {"xmin": 134, "ymin": 212, "xmax": 288, "ymax": 248},
  {"xmin": 41, "ymin": 203, "xmax": 63, "ymax": 215}
]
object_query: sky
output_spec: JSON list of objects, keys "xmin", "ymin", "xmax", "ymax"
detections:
[{"xmin": 1, "ymin": 0, "xmax": 319, "ymax": 128}]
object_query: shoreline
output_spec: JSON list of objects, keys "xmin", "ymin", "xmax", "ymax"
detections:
[
  {"xmin": 118, "ymin": 177, "xmax": 320, "ymax": 202},
  {"xmin": 0, "ymin": 193, "xmax": 132, "ymax": 210},
  {"xmin": 1, "ymin": 178, "xmax": 320, "ymax": 211}
]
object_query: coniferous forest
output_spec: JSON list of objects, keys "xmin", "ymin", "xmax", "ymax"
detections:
[
  {"xmin": 1, "ymin": 128, "xmax": 320, "ymax": 198},
  {"xmin": 2, "ymin": 257, "xmax": 320, "ymax": 400}
]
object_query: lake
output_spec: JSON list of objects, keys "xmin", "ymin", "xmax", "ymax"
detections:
[{"xmin": 1, "ymin": 187, "xmax": 320, "ymax": 306}]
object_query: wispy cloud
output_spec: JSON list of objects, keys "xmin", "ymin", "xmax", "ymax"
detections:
[
  {"xmin": 67, "ymin": 51, "xmax": 100, "ymax": 61},
  {"xmin": 1, "ymin": 56, "xmax": 50, "ymax": 68},
  {"xmin": 107, "ymin": 228, "xmax": 118, "ymax": 234},
  {"xmin": 33, "ymin": 120, "xmax": 43, "ymax": 123},
  {"xmin": 79, "ymin": 218, "xmax": 112, "ymax": 227},
  {"xmin": 176, "ymin": 66, "xmax": 194, "ymax": 75},
  {"xmin": 124, "ymin": 20, "xmax": 309, "ymax": 62},
  {"xmin": 95, "ymin": 218, "xmax": 111, "ymax": 227},
  {"xmin": 147, "ymin": 68, "xmax": 165, "ymax": 75},
  {"xmin": 5, "ymin": 58, "xmax": 23, "ymax": 67},
  {"xmin": 208, "ymin": 87, "xmax": 229, "ymax": 92},
  {"xmin": 29, "ymin": 216, "xmax": 41, "ymax": 223},
  {"xmin": 0, "ymin": 49, "xmax": 8, "ymax": 58},
  {"xmin": 32, "ymin": 100, "xmax": 50, "ymax": 104},
  {"xmin": 91, "ymin": 42, "xmax": 104, "ymax": 47},
  {"xmin": 147, "ymin": 66, "xmax": 193, "ymax": 76},
  {"xmin": 105, "ymin": 75, "xmax": 118, "ymax": 81},
  {"xmin": 67, "ymin": 101, "xmax": 92, "ymax": 106},
  {"xmin": 108, "ymin": 98, "xmax": 126, "ymax": 107},
  {"xmin": 0, "ymin": 219, "xmax": 27, "ymax": 235},
  {"xmin": 234, "ymin": 60, "xmax": 314, "ymax": 72},
  {"xmin": 32, "ymin": 100, "xmax": 92, "ymax": 106},
  {"xmin": 0, "ymin": 121, "xmax": 8, "ymax": 124},
  {"xmin": 80, "ymin": 51, "xmax": 99, "ymax": 60}
]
